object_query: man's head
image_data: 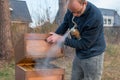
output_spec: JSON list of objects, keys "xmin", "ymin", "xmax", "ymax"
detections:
[{"xmin": 68, "ymin": 0, "xmax": 87, "ymax": 17}]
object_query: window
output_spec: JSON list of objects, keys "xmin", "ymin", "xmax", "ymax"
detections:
[
  {"xmin": 103, "ymin": 16, "xmax": 114, "ymax": 26},
  {"xmin": 104, "ymin": 19, "xmax": 107, "ymax": 24},
  {"xmin": 108, "ymin": 19, "xmax": 111, "ymax": 25}
]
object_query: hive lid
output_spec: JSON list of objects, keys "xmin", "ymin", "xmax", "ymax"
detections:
[{"xmin": 15, "ymin": 33, "xmax": 64, "ymax": 64}]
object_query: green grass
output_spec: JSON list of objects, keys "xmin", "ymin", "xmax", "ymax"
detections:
[{"xmin": 0, "ymin": 60, "xmax": 15, "ymax": 80}]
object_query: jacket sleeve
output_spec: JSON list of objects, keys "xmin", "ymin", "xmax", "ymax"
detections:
[
  {"xmin": 55, "ymin": 10, "xmax": 70, "ymax": 35},
  {"xmin": 64, "ymin": 17, "xmax": 103, "ymax": 50}
]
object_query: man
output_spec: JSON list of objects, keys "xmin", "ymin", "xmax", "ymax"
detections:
[{"xmin": 47, "ymin": 0, "xmax": 106, "ymax": 80}]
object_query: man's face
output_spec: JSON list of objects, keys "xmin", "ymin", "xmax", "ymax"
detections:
[{"xmin": 68, "ymin": 0, "xmax": 86, "ymax": 17}]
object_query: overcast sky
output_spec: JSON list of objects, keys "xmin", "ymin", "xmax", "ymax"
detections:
[
  {"xmin": 88, "ymin": 0, "xmax": 120, "ymax": 12},
  {"xmin": 20, "ymin": 0, "xmax": 120, "ymax": 27}
]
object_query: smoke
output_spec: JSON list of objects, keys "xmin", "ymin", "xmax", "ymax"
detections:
[
  {"xmin": 33, "ymin": 31, "xmax": 70, "ymax": 75},
  {"xmin": 35, "ymin": 31, "xmax": 70, "ymax": 68},
  {"xmin": 34, "ymin": 16, "xmax": 76, "ymax": 71}
]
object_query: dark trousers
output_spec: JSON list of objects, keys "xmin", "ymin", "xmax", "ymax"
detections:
[{"xmin": 71, "ymin": 53, "xmax": 104, "ymax": 80}]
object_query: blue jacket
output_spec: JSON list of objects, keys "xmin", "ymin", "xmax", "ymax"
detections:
[{"xmin": 55, "ymin": 2, "xmax": 106, "ymax": 59}]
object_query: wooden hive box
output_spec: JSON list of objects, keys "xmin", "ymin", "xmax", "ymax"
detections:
[
  {"xmin": 15, "ymin": 33, "xmax": 65, "ymax": 80},
  {"xmin": 15, "ymin": 63, "xmax": 65, "ymax": 80}
]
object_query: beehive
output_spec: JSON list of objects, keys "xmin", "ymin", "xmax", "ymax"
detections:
[{"xmin": 15, "ymin": 33, "xmax": 65, "ymax": 80}]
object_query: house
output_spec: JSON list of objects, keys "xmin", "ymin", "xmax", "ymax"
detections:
[
  {"xmin": 100, "ymin": 8, "xmax": 120, "ymax": 27},
  {"xmin": 9, "ymin": 0, "xmax": 32, "ymax": 23}
]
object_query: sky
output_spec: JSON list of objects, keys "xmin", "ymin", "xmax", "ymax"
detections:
[
  {"xmin": 88, "ymin": 0, "xmax": 120, "ymax": 12},
  {"xmin": 20, "ymin": 0, "xmax": 120, "ymax": 27}
]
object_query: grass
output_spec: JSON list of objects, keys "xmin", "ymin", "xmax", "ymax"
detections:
[
  {"xmin": 102, "ymin": 43, "xmax": 120, "ymax": 80},
  {"xmin": 0, "ymin": 60, "xmax": 15, "ymax": 80},
  {"xmin": 0, "ymin": 43, "xmax": 120, "ymax": 80}
]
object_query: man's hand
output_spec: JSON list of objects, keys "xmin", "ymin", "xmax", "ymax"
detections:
[{"xmin": 47, "ymin": 32, "xmax": 63, "ymax": 43}]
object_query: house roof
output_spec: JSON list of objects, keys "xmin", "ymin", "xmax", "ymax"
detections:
[
  {"xmin": 99, "ymin": 8, "xmax": 117, "ymax": 16},
  {"xmin": 100, "ymin": 8, "xmax": 120, "ymax": 26},
  {"xmin": 9, "ymin": 0, "xmax": 32, "ymax": 23}
]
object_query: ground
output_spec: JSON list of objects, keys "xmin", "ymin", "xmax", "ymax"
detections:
[
  {"xmin": 53, "ymin": 46, "xmax": 120, "ymax": 80},
  {"xmin": 0, "ymin": 45, "xmax": 120, "ymax": 80}
]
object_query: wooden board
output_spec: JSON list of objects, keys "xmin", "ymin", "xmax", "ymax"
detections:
[
  {"xmin": 15, "ymin": 65, "xmax": 65, "ymax": 80},
  {"xmin": 24, "ymin": 33, "xmax": 64, "ymax": 59}
]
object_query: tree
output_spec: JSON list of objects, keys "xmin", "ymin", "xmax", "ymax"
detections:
[
  {"xmin": 0, "ymin": 0, "xmax": 13, "ymax": 59},
  {"xmin": 55, "ymin": 0, "xmax": 68, "ymax": 26}
]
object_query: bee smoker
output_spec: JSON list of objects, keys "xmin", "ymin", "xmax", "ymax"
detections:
[
  {"xmin": 70, "ymin": 16, "xmax": 80, "ymax": 40},
  {"xmin": 70, "ymin": 16, "xmax": 80, "ymax": 39}
]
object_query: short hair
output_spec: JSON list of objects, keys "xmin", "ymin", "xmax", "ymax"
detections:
[
  {"xmin": 78, "ymin": 0, "xmax": 86, "ymax": 3},
  {"xmin": 67, "ymin": 0, "xmax": 86, "ymax": 10},
  {"xmin": 69, "ymin": 0, "xmax": 86, "ymax": 4}
]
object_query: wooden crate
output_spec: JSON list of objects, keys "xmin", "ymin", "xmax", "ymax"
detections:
[{"xmin": 15, "ymin": 64, "xmax": 65, "ymax": 80}]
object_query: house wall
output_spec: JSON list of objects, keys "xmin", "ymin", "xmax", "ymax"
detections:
[{"xmin": 114, "ymin": 14, "xmax": 120, "ymax": 26}]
